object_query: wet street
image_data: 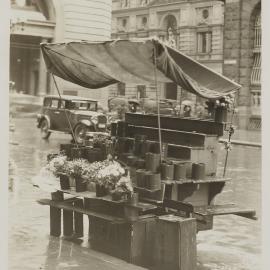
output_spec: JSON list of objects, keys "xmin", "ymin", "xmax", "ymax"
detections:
[{"xmin": 9, "ymin": 117, "xmax": 261, "ymax": 270}]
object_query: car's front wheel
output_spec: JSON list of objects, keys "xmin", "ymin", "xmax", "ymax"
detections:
[
  {"xmin": 74, "ymin": 124, "xmax": 93, "ymax": 144},
  {"xmin": 40, "ymin": 119, "xmax": 51, "ymax": 139}
]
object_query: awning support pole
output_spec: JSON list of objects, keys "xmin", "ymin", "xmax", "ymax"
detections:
[
  {"xmin": 223, "ymin": 95, "xmax": 236, "ymax": 177},
  {"xmin": 51, "ymin": 74, "xmax": 79, "ymax": 148},
  {"xmin": 153, "ymin": 45, "xmax": 163, "ymax": 161}
]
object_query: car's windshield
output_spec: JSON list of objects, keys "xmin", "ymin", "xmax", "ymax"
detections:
[{"xmin": 66, "ymin": 100, "xmax": 97, "ymax": 111}]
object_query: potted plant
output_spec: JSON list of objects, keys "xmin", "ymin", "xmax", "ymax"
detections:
[
  {"xmin": 112, "ymin": 174, "xmax": 135, "ymax": 202},
  {"xmin": 95, "ymin": 160, "xmax": 126, "ymax": 197},
  {"xmin": 66, "ymin": 159, "xmax": 89, "ymax": 192},
  {"xmin": 92, "ymin": 133, "xmax": 115, "ymax": 160},
  {"xmin": 214, "ymin": 94, "xmax": 235, "ymax": 123},
  {"xmin": 46, "ymin": 154, "xmax": 70, "ymax": 190}
]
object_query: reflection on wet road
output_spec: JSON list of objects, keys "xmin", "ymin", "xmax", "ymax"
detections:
[{"xmin": 9, "ymin": 118, "xmax": 261, "ymax": 270}]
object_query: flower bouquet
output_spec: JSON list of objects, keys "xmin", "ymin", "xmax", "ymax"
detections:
[
  {"xmin": 95, "ymin": 160, "xmax": 126, "ymax": 196},
  {"xmin": 46, "ymin": 154, "xmax": 70, "ymax": 189},
  {"xmin": 111, "ymin": 174, "xmax": 134, "ymax": 202},
  {"xmin": 66, "ymin": 158, "xmax": 90, "ymax": 192},
  {"xmin": 206, "ymin": 93, "xmax": 235, "ymax": 123},
  {"xmin": 92, "ymin": 133, "xmax": 115, "ymax": 159}
]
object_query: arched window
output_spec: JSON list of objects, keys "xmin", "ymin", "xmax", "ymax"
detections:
[{"xmin": 250, "ymin": 12, "xmax": 261, "ymax": 86}]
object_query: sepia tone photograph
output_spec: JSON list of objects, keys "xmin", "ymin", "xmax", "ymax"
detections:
[{"xmin": 3, "ymin": 0, "xmax": 269, "ymax": 269}]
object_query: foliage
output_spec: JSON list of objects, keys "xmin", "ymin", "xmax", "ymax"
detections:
[
  {"xmin": 95, "ymin": 160, "xmax": 126, "ymax": 188},
  {"xmin": 46, "ymin": 154, "xmax": 68, "ymax": 176},
  {"xmin": 66, "ymin": 158, "xmax": 90, "ymax": 180},
  {"xmin": 93, "ymin": 133, "xmax": 115, "ymax": 157},
  {"xmin": 205, "ymin": 93, "xmax": 235, "ymax": 113},
  {"xmin": 113, "ymin": 174, "xmax": 133, "ymax": 194}
]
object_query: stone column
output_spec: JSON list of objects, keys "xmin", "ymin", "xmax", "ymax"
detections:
[{"xmin": 37, "ymin": 37, "xmax": 48, "ymax": 97}]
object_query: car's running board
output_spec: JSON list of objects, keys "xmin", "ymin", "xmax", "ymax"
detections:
[{"xmin": 48, "ymin": 129, "xmax": 71, "ymax": 134}]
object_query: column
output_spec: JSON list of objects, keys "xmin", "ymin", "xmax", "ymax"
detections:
[{"xmin": 38, "ymin": 37, "xmax": 48, "ymax": 97}]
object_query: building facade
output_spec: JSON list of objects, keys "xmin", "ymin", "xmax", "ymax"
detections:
[
  {"xmin": 111, "ymin": 0, "xmax": 261, "ymax": 128},
  {"xmin": 9, "ymin": 0, "xmax": 112, "ymax": 107},
  {"xmin": 10, "ymin": 0, "xmax": 261, "ymax": 127},
  {"xmin": 110, "ymin": 0, "xmax": 224, "ymax": 102},
  {"xmin": 222, "ymin": 0, "xmax": 261, "ymax": 128}
]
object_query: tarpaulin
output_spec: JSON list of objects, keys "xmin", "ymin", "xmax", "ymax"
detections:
[{"xmin": 41, "ymin": 38, "xmax": 241, "ymax": 99}]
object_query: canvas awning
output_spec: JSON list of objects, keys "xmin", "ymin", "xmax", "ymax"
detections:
[{"xmin": 41, "ymin": 38, "xmax": 241, "ymax": 99}]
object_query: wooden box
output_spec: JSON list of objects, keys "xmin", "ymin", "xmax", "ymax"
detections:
[
  {"xmin": 88, "ymin": 215, "xmax": 156, "ymax": 266},
  {"xmin": 155, "ymin": 215, "xmax": 197, "ymax": 270}
]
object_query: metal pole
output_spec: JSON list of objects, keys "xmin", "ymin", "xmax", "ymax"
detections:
[
  {"xmin": 153, "ymin": 44, "xmax": 163, "ymax": 160},
  {"xmin": 51, "ymin": 74, "xmax": 79, "ymax": 148}
]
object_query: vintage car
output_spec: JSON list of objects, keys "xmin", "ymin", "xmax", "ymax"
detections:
[{"xmin": 37, "ymin": 95, "xmax": 107, "ymax": 143}]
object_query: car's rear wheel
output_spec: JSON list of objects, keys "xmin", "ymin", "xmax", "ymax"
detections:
[
  {"xmin": 74, "ymin": 124, "xmax": 93, "ymax": 144},
  {"xmin": 40, "ymin": 119, "xmax": 51, "ymax": 139}
]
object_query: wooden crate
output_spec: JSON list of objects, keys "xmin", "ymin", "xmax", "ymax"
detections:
[
  {"xmin": 155, "ymin": 215, "xmax": 197, "ymax": 270},
  {"xmin": 88, "ymin": 215, "xmax": 156, "ymax": 266}
]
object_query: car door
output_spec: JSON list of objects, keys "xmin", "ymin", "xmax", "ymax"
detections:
[
  {"xmin": 57, "ymin": 99, "xmax": 72, "ymax": 132},
  {"xmin": 49, "ymin": 98, "xmax": 62, "ymax": 130}
]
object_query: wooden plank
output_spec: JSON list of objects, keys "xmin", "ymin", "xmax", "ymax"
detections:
[
  {"xmin": 125, "ymin": 113, "xmax": 224, "ymax": 136},
  {"xmin": 74, "ymin": 199, "xmax": 84, "ymax": 238},
  {"xmin": 163, "ymin": 199, "xmax": 194, "ymax": 216},
  {"xmin": 37, "ymin": 199, "xmax": 126, "ymax": 224},
  {"xmin": 162, "ymin": 177, "xmax": 231, "ymax": 184},
  {"xmin": 63, "ymin": 209, "xmax": 73, "ymax": 237},
  {"xmin": 50, "ymin": 206, "xmax": 61, "ymax": 237},
  {"xmin": 194, "ymin": 204, "xmax": 257, "ymax": 220},
  {"xmin": 127, "ymin": 125, "xmax": 207, "ymax": 147}
]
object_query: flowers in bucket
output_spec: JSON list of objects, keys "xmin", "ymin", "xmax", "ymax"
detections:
[
  {"xmin": 93, "ymin": 133, "xmax": 115, "ymax": 158},
  {"xmin": 66, "ymin": 158, "xmax": 90, "ymax": 178},
  {"xmin": 205, "ymin": 93, "xmax": 235, "ymax": 117},
  {"xmin": 95, "ymin": 160, "xmax": 126, "ymax": 189},
  {"xmin": 214, "ymin": 93, "xmax": 235, "ymax": 111},
  {"xmin": 46, "ymin": 154, "xmax": 68, "ymax": 177},
  {"xmin": 111, "ymin": 174, "xmax": 134, "ymax": 201},
  {"xmin": 66, "ymin": 158, "xmax": 91, "ymax": 192}
]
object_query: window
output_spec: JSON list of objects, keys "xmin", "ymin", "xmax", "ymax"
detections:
[
  {"xmin": 117, "ymin": 82, "xmax": 126, "ymax": 96},
  {"xmin": 43, "ymin": 98, "xmax": 51, "ymax": 107},
  {"xmin": 142, "ymin": 17, "xmax": 147, "ymax": 28},
  {"xmin": 202, "ymin": 9, "xmax": 209, "ymax": 19},
  {"xmin": 59, "ymin": 100, "xmax": 66, "ymax": 109},
  {"xmin": 137, "ymin": 85, "xmax": 146, "ymax": 98},
  {"xmin": 51, "ymin": 99, "xmax": 59, "ymax": 108},
  {"xmin": 197, "ymin": 32, "xmax": 212, "ymax": 53}
]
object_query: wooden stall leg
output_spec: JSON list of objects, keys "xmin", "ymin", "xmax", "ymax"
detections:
[
  {"xmin": 50, "ymin": 191, "xmax": 63, "ymax": 237},
  {"xmin": 63, "ymin": 209, "xmax": 73, "ymax": 237},
  {"xmin": 50, "ymin": 206, "xmax": 61, "ymax": 237},
  {"xmin": 74, "ymin": 199, "xmax": 84, "ymax": 238}
]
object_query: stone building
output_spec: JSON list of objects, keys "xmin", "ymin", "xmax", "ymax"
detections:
[
  {"xmin": 222, "ymin": 0, "xmax": 261, "ymax": 128},
  {"xmin": 111, "ymin": 0, "xmax": 261, "ymax": 128},
  {"xmin": 9, "ymin": 0, "xmax": 112, "ymax": 107},
  {"xmin": 110, "ymin": 0, "xmax": 225, "ymax": 102}
]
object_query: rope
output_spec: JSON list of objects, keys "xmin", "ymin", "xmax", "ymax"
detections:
[
  {"xmin": 223, "ymin": 95, "xmax": 236, "ymax": 177},
  {"xmin": 153, "ymin": 45, "xmax": 163, "ymax": 161},
  {"xmin": 51, "ymin": 74, "xmax": 79, "ymax": 149}
]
